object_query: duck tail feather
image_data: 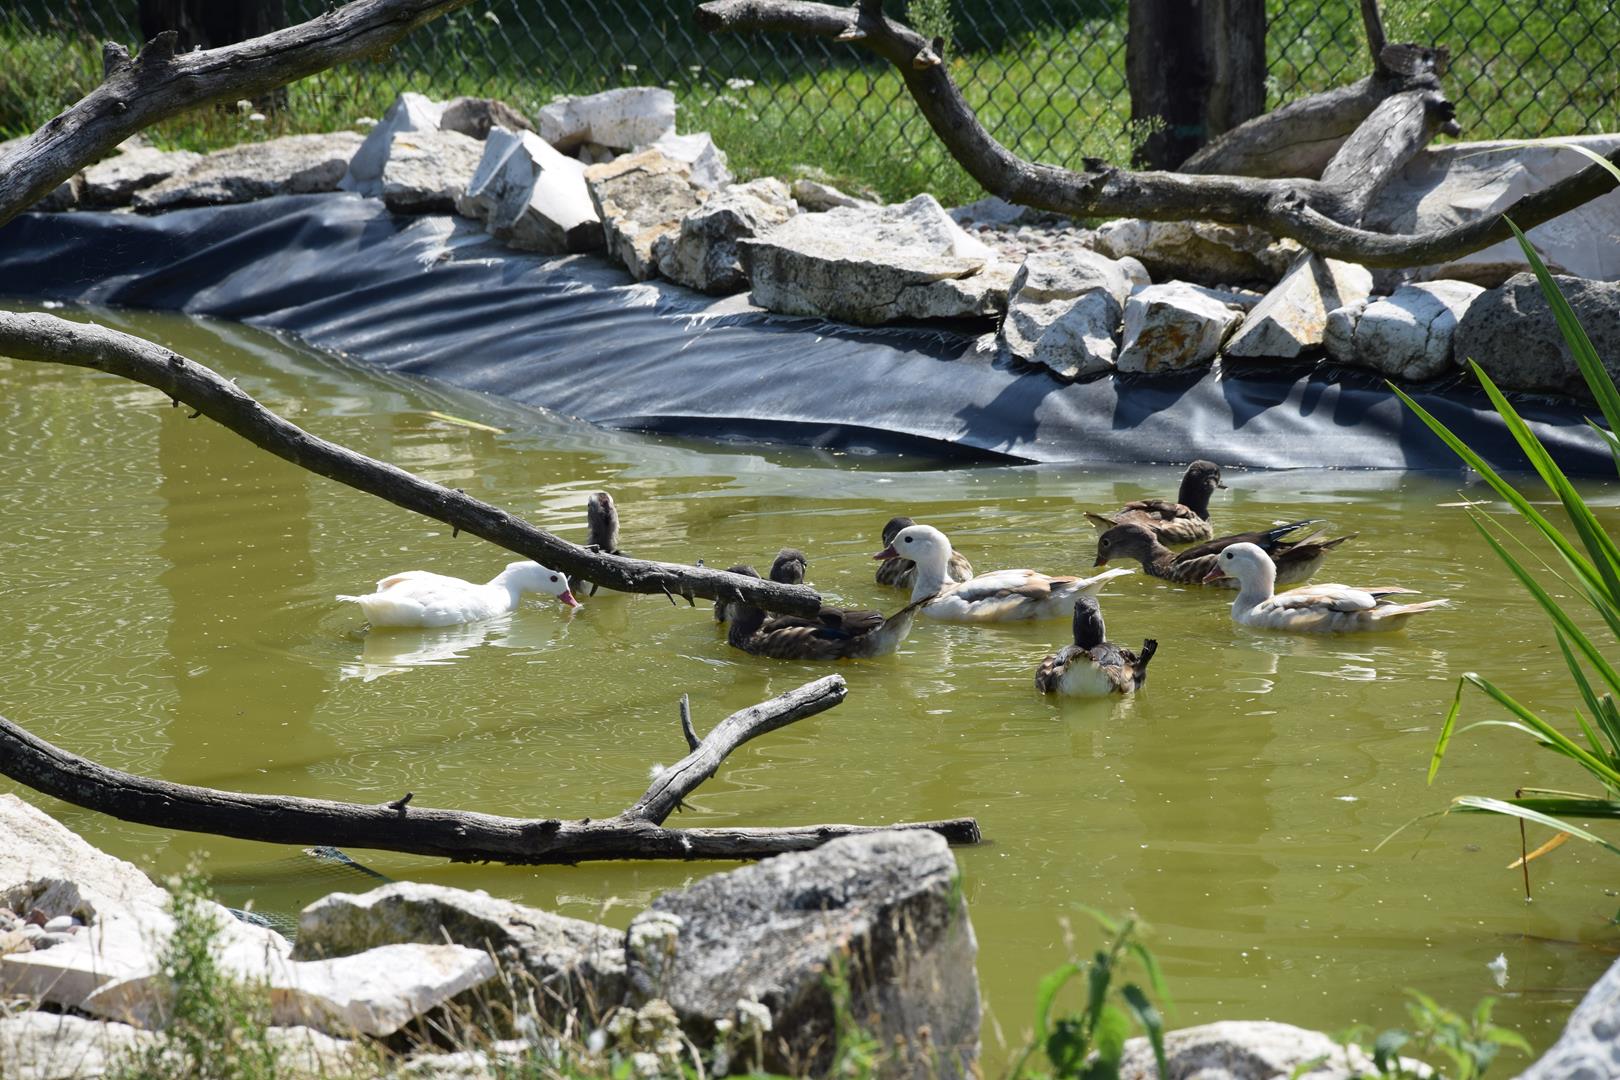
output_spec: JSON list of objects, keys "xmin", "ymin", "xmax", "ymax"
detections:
[{"xmin": 1084, "ymin": 511, "xmax": 1117, "ymax": 530}]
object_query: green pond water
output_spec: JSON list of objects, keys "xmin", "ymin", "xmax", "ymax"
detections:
[{"xmin": 3, "ymin": 302, "xmax": 1620, "ymax": 1067}]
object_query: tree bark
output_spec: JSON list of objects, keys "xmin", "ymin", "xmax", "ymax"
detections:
[
  {"xmin": 0, "ymin": 676, "xmax": 982, "ymax": 863},
  {"xmin": 0, "ymin": 0, "xmax": 475, "ymax": 229},
  {"xmin": 0, "ymin": 311, "xmax": 823, "ymax": 617},
  {"xmin": 139, "ymin": 0, "xmax": 291, "ymax": 111},
  {"xmin": 1127, "ymin": 0, "xmax": 1266, "ymax": 169},
  {"xmin": 695, "ymin": 0, "xmax": 1620, "ymax": 268}
]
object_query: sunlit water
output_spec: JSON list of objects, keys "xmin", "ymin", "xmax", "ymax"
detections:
[{"xmin": 3, "ymin": 303, "xmax": 1619, "ymax": 1068}]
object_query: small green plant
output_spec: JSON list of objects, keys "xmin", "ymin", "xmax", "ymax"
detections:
[
  {"xmin": 1388, "ymin": 211, "xmax": 1620, "ymax": 862},
  {"xmin": 1354, "ymin": 991, "xmax": 1531, "ymax": 1080},
  {"xmin": 1009, "ymin": 910, "xmax": 1169, "ymax": 1080},
  {"xmin": 112, "ymin": 866, "xmax": 281, "ymax": 1080},
  {"xmin": 907, "ymin": 0, "xmax": 955, "ymax": 54}
]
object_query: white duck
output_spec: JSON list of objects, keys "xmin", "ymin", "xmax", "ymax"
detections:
[
  {"xmin": 874, "ymin": 523, "xmax": 1133, "ymax": 623},
  {"xmin": 338, "ymin": 560, "xmax": 579, "ymax": 628},
  {"xmin": 1205, "ymin": 542, "xmax": 1448, "ymax": 633}
]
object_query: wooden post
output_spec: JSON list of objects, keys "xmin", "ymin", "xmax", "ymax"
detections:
[{"xmin": 1127, "ymin": 0, "xmax": 1267, "ymax": 170}]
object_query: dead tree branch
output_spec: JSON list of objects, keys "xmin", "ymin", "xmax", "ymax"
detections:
[
  {"xmin": 0, "ymin": 311, "xmax": 821, "ymax": 616},
  {"xmin": 0, "ymin": 0, "xmax": 480, "ymax": 228},
  {"xmin": 694, "ymin": 0, "xmax": 1620, "ymax": 267},
  {"xmin": 0, "ymin": 677, "xmax": 982, "ymax": 863}
]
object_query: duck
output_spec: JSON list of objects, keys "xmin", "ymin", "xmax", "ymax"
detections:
[
  {"xmin": 875, "ymin": 523, "xmax": 1133, "ymax": 622},
  {"xmin": 1204, "ymin": 542, "xmax": 1449, "ymax": 633},
  {"xmin": 1086, "ymin": 460, "xmax": 1226, "ymax": 545},
  {"xmin": 568, "ymin": 491, "xmax": 621, "ymax": 598},
  {"xmin": 338, "ymin": 560, "xmax": 579, "ymax": 628},
  {"xmin": 1035, "ymin": 596, "xmax": 1157, "ymax": 696},
  {"xmin": 1094, "ymin": 520, "xmax": 1355, "ymax": 589},
  {"xmin": 723, "ymin": 567, "xmax": 923, "ymax": 660},
  {"xmin": 875, "ymin": 516, "xmax": 973, "ymax": 590},
  {"xmin": 714, "ymin": 548, "xmax": 807, "ymax": 624}
]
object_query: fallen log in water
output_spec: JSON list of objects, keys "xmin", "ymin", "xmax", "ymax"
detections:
[{"xmin": 0, "ymin": 676, "xmax": 982, "ymax": 864}]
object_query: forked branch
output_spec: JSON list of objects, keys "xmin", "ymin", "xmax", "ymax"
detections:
[
  {"xmin": 695, "ymin": 0, "xmax": 1620, "ymax": 267},
  {"xmin": 0, "ymin": 677, "xmax": 981, "ymax": 863},
  {"xmin": 0, "ymin": 311, "xmax": 821, "ymax": 615}
]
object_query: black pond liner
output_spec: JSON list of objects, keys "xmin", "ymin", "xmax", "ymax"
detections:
[{"xmin": 0, "ymin": 192, "xmax": 1610, "ymax": 473}]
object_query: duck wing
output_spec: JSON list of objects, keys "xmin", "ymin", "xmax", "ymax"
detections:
[
  {"xmin": 1035, "ymin": 644, "xmax": 1082, "ymax": 692},
  {"xmin": 813, "ymin": 606, "xmax": 886, "ymax": 636},
  {"xmin": 1118, "ymin": 499, "xmax": 1196, "ymax": 522},
  {"xmin": 1179, "ymin": 519, "xmax": 1318, "ymax": 561},
  {"xmin": 1270, "ymin": 583, "xmax": 1380, "ymax": 612},
  {"xmin": 375, "ymin": 570, "xmax": 460, "ymax": 592}
]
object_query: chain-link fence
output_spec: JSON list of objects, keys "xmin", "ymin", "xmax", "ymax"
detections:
[{"xmin": 4, "ymin": 0, "xmax": 1617, "ymax": 200}]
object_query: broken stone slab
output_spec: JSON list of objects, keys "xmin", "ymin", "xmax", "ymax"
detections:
[
  {"xmin": 1118, "ymin": 1021, "xmax": 1414, "ymax": 1080},
  {"xmin": 82, "ymin": 144, "xmax": 203, "ymax": 207},
  {"xmin": 539, "ymin": 87, "xmax": 676, "ymax": 152},
  {"xmin": 1323, "ymin": 280, "xmax": 1484, "ymax": 381},
  {"xmin": 791, "ymin": 177, "xmax": 877, "ymax": 212},
  {"xmin": 738, "ymin": 193, "xmax": 1012, "ymax": 324},
  {"xmin": 628, "ymin": 829, "xmax": 980, "ymax": 1079},
  {"xmin": 379, "ymin": 128, "xmax": 485, "ymax": 215},
  {"xmin": 341, "ymin": 91, "xmax": 447, "ymax": 198},
  {"xmin": 1365, "ymin": 134, "xmax": 1620, "ymax": 285},
  {"xmin": 0, "ymin": 1012, "xmax": 157, "ymax": 1080},
  {"xmin": 647, "ymin": 130, "xmax": 731, "ymax": 191},
  {"xmin": 131, "ymin": 132, "xmax": 363, "ymax": 210},
  {"xmin": 653, "ymin": 177, "xmax": 797, "ymax": 295},
  {"xmin": 1519, "ymin": 955, "xmax": 1620, "ymax": 1079},
  {"xmin": 1092, "ymin": 218, "xmax": 1303, "ymax": 287},
  {"xmin": 999, "ymin": 249, "xmax": 1138, "ymax": 379},
  {"xmin": 456, "ymin": 127, "xmax": 602, "ymax": 254},
  {"xmin": 1222, "ymin": 253, "xmax": 1374, "ymax": 361},
  {"xmin": 586, "ymin": 148, "xmax": 705, "ymax": 280},
  {"xmin": 1117, "ymin": 281, "xmax": 1246, "ymax": 374},
  {"xmin": 439, "ymin": 96, "xmax": 536, "ymax": 141},
  {"xmin": 1453, "ymin": 272, "xmax": 1620, "ymax": 399},
  {"xmin": 292, "ymin": 881, "xmax": 627, "ymax": 1020},
  {"xmin": 83, "ymin": 942, "xmax": 496, "ymax": 1038}
]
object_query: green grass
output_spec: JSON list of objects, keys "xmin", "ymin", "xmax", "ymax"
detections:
[{"xmin": 3, "ymin": 0, "xmax": 1616, "ymax": 205}]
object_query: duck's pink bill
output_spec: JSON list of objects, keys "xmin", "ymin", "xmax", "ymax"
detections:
[
  {"xmin": 560, "ymin": 590, "xmax": 580, "ymax": 607},
  {"xmin": 873, "ymin": 546, "xmax": 897, "ymax": 560},
  {"xmin": 1201, "ymin": 568, "xmax": 1227, "ymax": 583}
]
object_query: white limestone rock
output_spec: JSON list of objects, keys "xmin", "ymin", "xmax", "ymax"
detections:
[
  {"xmin": 1519, "ymin": 955, "xmax": 1620, "ymax": 1079},
  {"xmin": 1117, "ymin": 281, "xmax": 1245, "ymax": 373},
  {"xmin": 0, "ymin": 1012, "xmax": 157, "ymax": 1080},
  {"xmin": 341, "ymin": 91, "xmax": 447, "ymax": 197},
  {"xmin": 82, "ymin": 145, "xmax": 202, "ymax": 207},
  {"xmin": 457, "ymin": 126, "xmax": 601, "ymax": 253},
  {"xmin": 586, "ymin": 148, "xmax": 706, "ymax": 280},
  {"xmin": 1092, "ymin": 218, "xmax": 1303, "ymax": 287},
  {"xmin": 1453, "ymin": 272, "xmax": 1620, "ymax": 399},
  {"xmin": 999, "ymin": 249, "xmax": 1137, "ymax": 379},
  {"xmin": 1223, "ymin": 253, "xmax": 1374, "ymax": 360},
  {"xmin": 654, "ymin": 177, "xmax": 797, "ymax": 295},
  {"xmin": 1118, "ymin": 1020, "xmax": 1421, "ymax": 1079},
  {"xmin": 132, "ymin": 132, "xmax": 363, "ymax": 210},
  {"xmin": 1324, "ymin": 280, "xmax": 1484, "ymax": 380},
  {"xmin": 539, "ymin": 87, "xmax": 676, "ymax": 152},
  {"xmin": 791, "ymin": 178, "xmax": 877, "ymax": 212},
  {"xmin": 378, "ymin": 128, "xmax": 485, "ymax": 214},
  {"xmin": 1366, "ymin": 134, "xmax": 1620, "ymax": 285},
  {"xmin": 647, "ymin": 131, "xmax": 731, "ymax": 191},
  {"xmin": 738, "ymin": 193, "xmax": 1012, "ymax": 324}
]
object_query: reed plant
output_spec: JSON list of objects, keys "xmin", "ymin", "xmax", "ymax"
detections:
[{"xmin": 1390, "ymin": 206, "xmax": 1620, "ymax": 860}]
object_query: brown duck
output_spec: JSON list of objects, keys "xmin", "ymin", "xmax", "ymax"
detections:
[
  {"xmin": 1086, "ymin": 460, "xmax": 1226, "ymax": 545},
  {"xmin": 715, "ymin": 548, "xmax": 807, "ymax": 624},
  {"xmin": 1094, "ymin": 519, "xmax": 1354, "ymax": 588},
  {"xmin": 1034, "ymin": 595, "xmax": 1157, "ymax": 696},
  {"xmin": 875, "ymin": 515, "xmax": 974, "ymax": 590},
  {"xmin": 568, "ymin": 491, "xmax": 621, "ymax": 598},
  {"xmin": 724, "ymin": 566, "xmax": 923, "ymax": 660}
]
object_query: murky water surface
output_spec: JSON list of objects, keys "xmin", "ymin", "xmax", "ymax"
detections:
[{"xmin": 4, "ymin": 304, "xmax": 1619, "ymax": 1066}]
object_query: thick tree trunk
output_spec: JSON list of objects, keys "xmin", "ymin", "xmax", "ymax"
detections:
[
  {"xmin": 139, "ymin": 0, "xmax": 290, "ymax": 110},
  {"xmin": 1127, "ymin": 0, "xmax": 1266, "ymax": 169},
  {"xmin": 0, "ymin": 677, "xmax": 982, "ymax": 863}
]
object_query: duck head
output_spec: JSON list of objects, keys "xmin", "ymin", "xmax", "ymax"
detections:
[
  {"xmin": 585, "ymin": 491, "xmax": 620, "ymax": 553},
  {"xmin": 770, "ymin": 548, "xmax": 808, "ymax": 585},
  {"xmin": 1178, "ymin": 460, "xmax": 1227, "ymax": 519},
  {"xmin": 714, "ymin": 563, "xmax": 757, "ymax": 623},
  {"xmin": 1071, "ymin": 594, "xmax": 1107, "ymax": 650},
  {"xmin": 1094, "ymin": 522, "xmax": 1160, "ymax": 567},
  {"xmin": 880, "ymin": 515, "xmax": 916, "ymax": 548},
  {"xmin": 1201, "ymin": 541, "xmax": 1273, "ymax": 588},
  {"xmin": 504, "ymin": 560, "xmax": 580, "ymax": 607},
  {"xmin": 874, "ymin": 523, "xmax": 952, "ymax": 572}
]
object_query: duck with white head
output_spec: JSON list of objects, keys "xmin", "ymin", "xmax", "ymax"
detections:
[
  {"xmin": 338, "ymin": 559, "xmax": 579, "ymax": 629},
  {"xmin": 875, "ymin": 522, "xmax": 1133, "ymax": 622},
  {"xmin": 1205, "ymin": 542, "xmax": 1448, "ymax": 633}
]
